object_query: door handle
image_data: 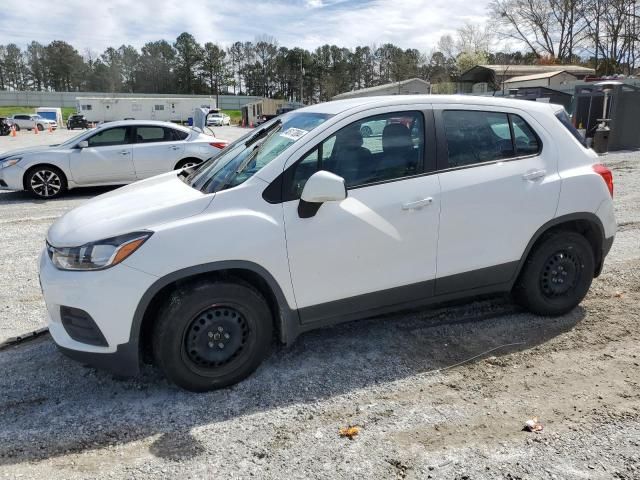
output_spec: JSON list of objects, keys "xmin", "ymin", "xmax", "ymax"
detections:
[
  {"xmin": 169, "ymin": 146, "xmax": 180, "ymax": 150},
  {"xmin": 402, "ymin": 197, "xmax": 433, "ymax": 210},
  {"xmin": 522, "ymin": 169, "xmax": 546, "ymax": 181},
  {"xmin": 119, "ymin": 150, "xmax": 130, "ymax": 156}
]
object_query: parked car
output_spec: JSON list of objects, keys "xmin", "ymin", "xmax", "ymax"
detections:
[
  {"xmin": 0, "ymin": 120, "xmax": 228, "ymax": 198},
  {"xmin": 39, "ymin": 95, "xmax": 616, "ymax": 392},
  {"xmin": 206, "ymin": 112, "xmax": 231, "ymax": 126},
  {"xmin": 9, "ymin": 114, "xmax": 57, "ymax": 131},
  {"xmin": 67, "ymin": 114, "xmax": 91, "ymax": 130},
  {"xmin": 0, "ymin": 117, "xmax": 12, "ymax": 136}
]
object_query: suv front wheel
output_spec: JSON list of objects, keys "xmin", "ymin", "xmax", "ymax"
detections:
[
  {"xmin": 514, "ymin": 231, "xmax": 595, "ymax": 316},
  {"xmin": 152, "ymin": 280, "xmax": 273, "ymax": 392}
]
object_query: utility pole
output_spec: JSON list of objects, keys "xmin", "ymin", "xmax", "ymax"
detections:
[
  {"xmin": 595, "ymin": 0, "xmax": 600, "ymax": 75},
  {"xmin": 300, "ymin": 55, "xmax": 305, "ymax": 104}
]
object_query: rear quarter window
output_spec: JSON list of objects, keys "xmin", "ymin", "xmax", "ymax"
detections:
[{"xmin": 555, "ymin": 110, "xmax": 587, "ymax": 147}]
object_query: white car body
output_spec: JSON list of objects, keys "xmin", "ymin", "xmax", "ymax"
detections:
[
  {"xmin": 207, "ymin": 113, "xmax": 231, "ymax": 126},
  {"xmin": 10, "ymin": 114, "xmax": 58, "ymax": 131},
  {"xmin": 0, "ymin": 120, "xmax": 228, "ymax": 197},
  {"xmin": 38, "ymin": 95, "xmax": 616, "ymax": 389}
]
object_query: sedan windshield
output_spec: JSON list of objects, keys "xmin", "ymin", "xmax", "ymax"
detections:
[{"xmin": 187, "ymin": 111, "xmax": 332, "ymax": 193}]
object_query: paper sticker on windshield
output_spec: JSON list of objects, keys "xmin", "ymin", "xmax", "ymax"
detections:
[{"xmin": 280, "ymin": 127, "xmax": 308, "ymax": 141}]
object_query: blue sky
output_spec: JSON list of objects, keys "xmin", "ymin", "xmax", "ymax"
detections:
[{"xmin": 2, "ymin": 0, "xmax": 490, "ymax": 53}]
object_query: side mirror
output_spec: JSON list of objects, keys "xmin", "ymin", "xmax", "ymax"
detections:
[
  {"xmin": 298, "ymin": 170, "xmax": 347, "ymax": 218},
  {"xmin": 77, "ymin": 140, "xmax": 89, "ymax": 149}
]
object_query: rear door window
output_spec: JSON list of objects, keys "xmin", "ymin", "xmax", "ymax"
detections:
[
  {"xmin": 135, "ymin": 126, "xmax": 167, "ymax": 143},
  {"xmin": 168, "ymin": 128, "xmax": 189, "ymax": 141},
  {"xmin": 442, "ymin": 110, "xmax": 541, "ymax": 168}
]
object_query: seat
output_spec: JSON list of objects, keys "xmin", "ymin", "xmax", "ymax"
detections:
[
  {"xmin": 378, "ymin": 123, "xmax": 417, "ymax": 178},
  {"xmin": 325, "ymin": 125, "xmax": 372, "ymax": 186}
]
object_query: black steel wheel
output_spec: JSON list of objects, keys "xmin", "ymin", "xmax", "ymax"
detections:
[
  {"xmin": 25, "ymin": 166, "xmax": 67, "ymax": 199},
  {"xmin": 514, "ymin": 231, "xmax": 594, "ymax": 316},
  {"xmin": 152, "ymin": 280, "xmax": 273, "ymax": 392},
  {"xmin": 183, "ymin": 305, "xmax": 250, "ymax": 372}
]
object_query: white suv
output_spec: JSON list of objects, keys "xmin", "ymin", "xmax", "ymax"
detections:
[
  {"xmin": 10, "ymin": 114, "xmax": 57, "ymax": 131},
  {"xmin": 39, "ymin": 96, "xmax": 616, "ymax": 391}
]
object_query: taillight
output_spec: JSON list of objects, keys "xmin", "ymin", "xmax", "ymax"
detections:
[
  {"xmin": 593, "ymin": 164, "xmax": 614, "ymax": 197},
  {"xmin": 209, "ymin": 141, "xmax": 228, "ymax": 149}
]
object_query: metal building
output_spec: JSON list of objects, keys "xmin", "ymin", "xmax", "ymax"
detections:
[{"xmin": 332, "ymin": 78, "xmax": 431, "ymax": 100}]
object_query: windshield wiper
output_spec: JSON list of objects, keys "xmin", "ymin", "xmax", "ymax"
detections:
[{"xmin": 245, "ymin": 120, "xmax": 281, "ymax": 147}]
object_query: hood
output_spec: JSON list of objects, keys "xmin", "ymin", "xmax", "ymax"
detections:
[
  {"xmin": 0, "ymin": 145, "xmax": 57, "ymax": 159},
  {"xmin": 47, "ymin": 172, "xmax": 214, "ymax": 247}
]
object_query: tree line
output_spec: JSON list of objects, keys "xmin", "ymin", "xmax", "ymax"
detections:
[{"xmin": 0, "ymin": 1, "xmax": 637, "ymax": 102}]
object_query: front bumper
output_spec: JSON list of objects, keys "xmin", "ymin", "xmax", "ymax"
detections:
[
  {"xmin": 0, "ymin": 165, "xmax": 24, "ymax": 190},
  {"xmin": 39, "ymin": 249, "xmax": 158, "ymax": 376}
]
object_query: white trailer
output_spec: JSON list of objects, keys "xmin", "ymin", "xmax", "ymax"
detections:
[{"xmin": 75, "ymin": 97, "xmax": 217, "ymax": 123}]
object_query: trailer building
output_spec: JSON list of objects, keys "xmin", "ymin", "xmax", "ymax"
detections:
[{"xmin": 76, "ymin": 97, "xmax": 217, "ymax": 123}]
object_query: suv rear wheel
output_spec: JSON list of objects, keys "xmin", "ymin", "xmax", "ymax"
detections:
[
  {"xmin": 514, "ymin": 231, "xmax": 595, "ymax": 316},
  {"xmin": 152, "ymin": 280, "xmax": 273, "ymax": 392}
]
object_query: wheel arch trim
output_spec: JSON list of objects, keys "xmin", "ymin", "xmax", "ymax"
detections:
[
  {"xmin": 512, "ymin": 212, "xmax": 607, "ymax": 285},
  {"xmin": 130, "ymin": 260, "xmax": 299, "ymax": 358},
  {"xmin": 22, "ymin": 163, "xmax": 68, "ymax": 191}
]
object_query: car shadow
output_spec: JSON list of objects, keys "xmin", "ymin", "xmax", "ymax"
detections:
[
  {"xmin": 0, "ymin": 297, "xmax": 586, "ymax": 465},
  {"xmin": 0, "ymin": 186, "xmax": 121, "ymax": 205}
]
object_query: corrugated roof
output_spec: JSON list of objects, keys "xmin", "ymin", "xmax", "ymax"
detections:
[
  {"xmin": 333, "ymin": 78, "xmax": 430, "ymax": 99},
  {"xmin": 504, "ymin": 70, "xmax": 576, "ymax": 83},
  {"xmin": 479, "ymin": 64, "xmax": 594, "ymax": 75}
]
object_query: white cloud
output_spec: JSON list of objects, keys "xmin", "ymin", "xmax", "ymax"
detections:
[{"xmin": 1, "ymin": 0, "xmax": 491, "ymax": 53}]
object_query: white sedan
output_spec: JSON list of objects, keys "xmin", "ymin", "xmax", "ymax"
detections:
[
  {"xmin": 0, "ymin": 120, "xmax": 228, "ymax": 198},
  {"xmin": 206, "ymin": 113, "xmax": 231, "ymax": 126}
]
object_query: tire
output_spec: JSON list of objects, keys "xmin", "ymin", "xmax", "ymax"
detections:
[
  {"xmin": 152, "ymin": 280, "xmax": 273, "ymax": 392},
  {"xmin": 174, "ymin": 158, "xmax": 202, "ymax": 170},
  {"xmin": 513, "ymin": 231, "xmax": 595, "ymax": 316},
  {"xmin": 14, "ymin": 124, "xmax": 20, "ymax": 132},
  {"xmin": 37, "ymin": 123, "xmax": 44, "ymax": 131},
  {"xmin": 360, "ymin": 125, "xmax": 372, "ymax": 137},
  {"xmin": 25, "ymin": 166, "xmax": 67, "ymax": 199}
]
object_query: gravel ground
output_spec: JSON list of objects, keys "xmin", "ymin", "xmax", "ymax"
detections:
[{"xmin": 0, "ymin": 146, "xmax": 638, "ymax": 479}]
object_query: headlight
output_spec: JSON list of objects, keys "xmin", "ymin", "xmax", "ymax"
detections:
[
  {"xmin": 47, "ymin": 232, "xmax": 152, "ymax": 271},
  {"xmin": 1, "ymin": 157, "xmax": 22, "ymax": 168}
]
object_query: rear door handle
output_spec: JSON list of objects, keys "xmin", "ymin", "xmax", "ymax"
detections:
[
  {"xmin": 170, "ymin": 145, "xmax": 181, "ymax": 150},
  {"xmin": 522, "ymin": 169, "xmax": 546, "ymax": 181},
  {"xmin": 402, "ymin": 197, "xmax": 433, "ymax": 210}
]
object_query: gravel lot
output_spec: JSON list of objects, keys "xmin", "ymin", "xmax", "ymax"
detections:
[{"xmin": 0, "ymin": 136, "xmax": 638, "ymax": 479}]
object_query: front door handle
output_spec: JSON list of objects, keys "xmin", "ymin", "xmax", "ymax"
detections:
[
  {"xmin": 119, "ymin": 150, "xmax": 130, "ymax": 156},
  {"xmin": 402, "ymin": 197, "xmax": 433, "ymax": 210},
  {"xmin": 522, "ymin": 169, "xmax": 546, "ymax": 181}
]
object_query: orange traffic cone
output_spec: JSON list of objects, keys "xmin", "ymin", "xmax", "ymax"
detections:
[
  {"xmin": 249, "ymin": 121, "xmax": 254, "ymax": 128},
  {"xmin": 10, "ymin": 125, "xmax": 16, "ymax": 137},
  {"xmin": 34, "ymin": 125, "xmax": 39, "ymax": 135},
  {"xmin": 48, "ymin": 124, "xmax": 53, "ymax": 133}
]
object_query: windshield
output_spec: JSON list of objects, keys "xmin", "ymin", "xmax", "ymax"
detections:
[
  {"xmin": 187, "ymin": 111, "xmax": 332, "ymax": 193},
  {"xmin": 58, "ymin": 129, "xmax": 96, "ymax": 147}
]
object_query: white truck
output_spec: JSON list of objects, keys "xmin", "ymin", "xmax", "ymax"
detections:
[{"xmin": 76, "ymin": 97, "xmax": 217, "ymax": 123}]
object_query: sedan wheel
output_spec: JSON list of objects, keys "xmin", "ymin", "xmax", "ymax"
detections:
[{"xmin": 26, "ymin": 167, "xmax": 67, "ymax": 199}]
